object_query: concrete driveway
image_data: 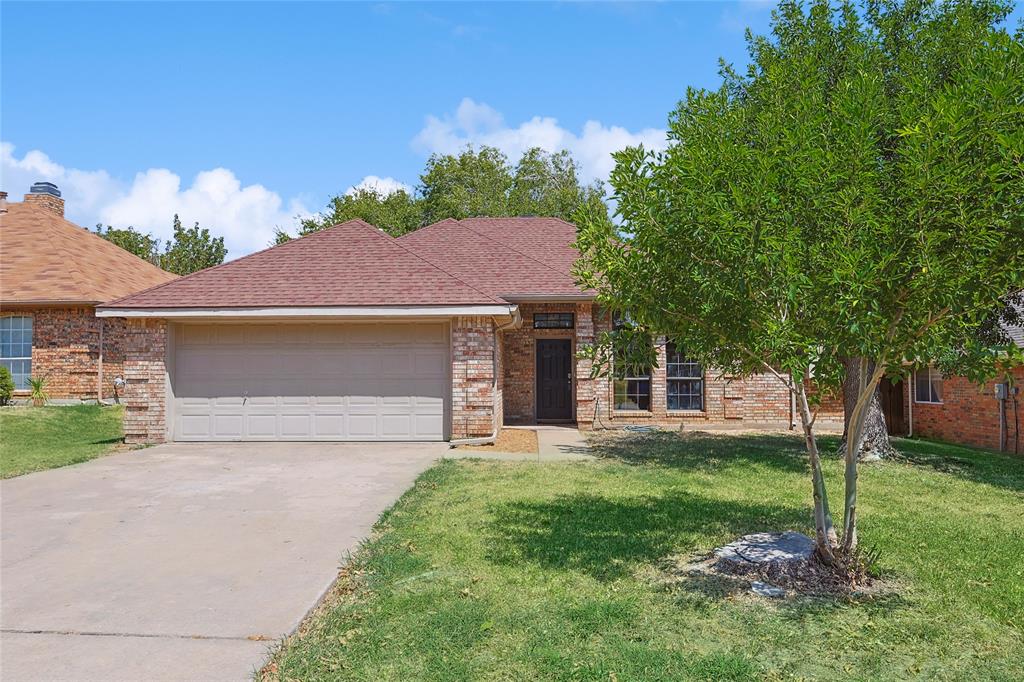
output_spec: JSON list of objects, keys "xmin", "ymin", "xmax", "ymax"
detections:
[{"xmin": 1, "ymin": 441, "xmax": 445, "ymax": 681}]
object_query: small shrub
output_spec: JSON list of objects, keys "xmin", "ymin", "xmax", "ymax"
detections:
[
  {"xmin": 0, "ymin": 366, "xmax": 13, "ymax": 406},
  {"xmin": 28, "ymin": 376, "xmax": 48, "ymax": 406}
]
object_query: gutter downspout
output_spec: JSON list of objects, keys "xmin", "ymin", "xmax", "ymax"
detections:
[
  {"xmin": 97, "ymin": 318, "xmax": 104, "ymax": 404},
  {"xmin": 449, "ymin": 307, "xmax": 521, "ymax": 447},
  {"xmin": 907, "ymin": 377, "xmax": 913, "ymax": 437}
]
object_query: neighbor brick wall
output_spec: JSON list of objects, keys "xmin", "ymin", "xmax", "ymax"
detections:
[
  {"xmin": 451, "ymin": 316, "xmax": 497, "ymax": 439},
  {"xmin": 912, "ymin": 366, "xmax": 1024, "ymax": 453},
  {"xmin": 122, "ymin": 318, "xmax": 168, "ymax": 444},
  {"xmin": 4, "ymin": 307, "xmax": 132, "ymax": 400}
]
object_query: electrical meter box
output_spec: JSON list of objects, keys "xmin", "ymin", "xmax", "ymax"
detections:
[{"xmin": 994, "ymin": 383, "xmax": 1008, "ymax": 400}]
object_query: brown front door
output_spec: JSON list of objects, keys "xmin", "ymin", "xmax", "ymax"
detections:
[
  {"xmin": 879, "ymin": 377, "xmax": 906, "ymax": 436},
  {"xmin": 536, "ymin": 339, "xmax": 573, "ymax": 421}
]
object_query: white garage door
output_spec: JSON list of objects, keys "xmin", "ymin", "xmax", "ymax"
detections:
[{"xmin": 171, "ymin": 322, "xmax": 448, "ymax": 441}]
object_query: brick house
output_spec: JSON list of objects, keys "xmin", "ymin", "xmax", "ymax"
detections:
[
  {"xmin": 96, "ymin": 217, "xmax": 831, "ymax": 444},
  {"xmin": 879, "ymin": 322, "xmax": 1024, "ymax": 454},
  {"xmin": 0, "ymin": 183, "xmax": 177, "ymax": 401}
]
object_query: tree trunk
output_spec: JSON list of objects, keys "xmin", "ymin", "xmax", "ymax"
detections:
[
  {"xmin": 795, "ymin": 378, "xmax": 837, "ymax": 563},
  {"xmin": 841, "ymin": 357, "xmax": 896, "ymax": 462}
]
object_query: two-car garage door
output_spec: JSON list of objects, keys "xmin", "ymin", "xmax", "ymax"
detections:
[{"xmin": 171, "ymin": 322, "xmax": 448, "ymax": 441}]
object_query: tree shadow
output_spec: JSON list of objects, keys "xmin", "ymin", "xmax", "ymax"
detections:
[
  {"xmin": 588, "ymin": 430, "xmax": 819, "ymax": 475},
  {"xmin": 486, "ymin": 490, "xmax": 808, "ymax": 581}
]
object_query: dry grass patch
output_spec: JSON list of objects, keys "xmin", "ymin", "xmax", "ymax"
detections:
[{"xmin": 454, "ymin": 428, "xmax": 538, "ymax": 454}]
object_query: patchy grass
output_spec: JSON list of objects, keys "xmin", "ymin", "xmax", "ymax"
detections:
[
  {"xmin": 266, "ymin": 432, "xmax": 1024, "ymax": 681},
  {"xmin": 0, "ymin": 405, "xmax": 124, "ymax": 478}
]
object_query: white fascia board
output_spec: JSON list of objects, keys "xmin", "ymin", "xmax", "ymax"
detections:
[{"xmin": 96, "ymin": 305, "xmax": 517, "ymax": 319}]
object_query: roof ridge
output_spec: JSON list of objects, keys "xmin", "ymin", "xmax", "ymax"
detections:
[
  {"xmin": 365, "ymin": 221, "xmax": 505, "ymax": 304},
  {"xmin": 102, "ymin": 219, "xmax": 372, "ymax": 307},
  {"xmin": 456, "ymin": 218, "xmax": 579, "ymax": 280}
]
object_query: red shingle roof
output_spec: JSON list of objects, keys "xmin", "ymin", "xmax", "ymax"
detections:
[
  {"xmin": 455, "ymin": 217, "xmax": 583, "ymax": 277},
  {"xmin": 397, "ymin": 218, "xmax": 587, "ymax": 299},
  {"xmin": 0, "ymin": 202, "xmax": 177, "ymax": 305},
  {"xmin": 104, "ymin": 220, "xmax": 503, "ymax": 308}
]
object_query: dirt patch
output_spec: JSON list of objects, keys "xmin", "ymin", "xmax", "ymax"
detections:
[
  {"xmin": 454, "ymin": 428, "xmax": 539, "ymax": 454},
  {"xmin": 655, "ymin": 534, "xmax": 894, "ymax": 601}
]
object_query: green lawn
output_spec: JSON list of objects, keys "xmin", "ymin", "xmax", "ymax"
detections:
[
  {"xmin": 0, "ymin": 405, "xmax": 124, "ymax": 478},
  {"xmin": 267, "ymin": 432, "xmax": 1024, "ymax": 681}
]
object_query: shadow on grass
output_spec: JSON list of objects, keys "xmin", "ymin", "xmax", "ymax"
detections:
[
  {"xmin": 891, "ymin": 437, "xmax": 1024, "ymax": 493},
  {"xmin": 486, "ymin": 490, "xmax": 807, "ymax": 581},
  {"xmin": 588, "ymin": 430, "xmax": 821, "ymax": 475}
]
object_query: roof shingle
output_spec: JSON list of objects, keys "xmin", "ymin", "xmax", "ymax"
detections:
[
  {"xmin": 103, "ymin": 219, "xmax": 503, "ymax": 308},
  {"xmin": 0, "ymin": 202, "xmax": 176, "ymax": 305}
]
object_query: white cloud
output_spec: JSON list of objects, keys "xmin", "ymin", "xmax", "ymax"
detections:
[
  {"xmin": 1, "ymin": 142, "xmax": 308, "ymax": 257},
  {"xmin": 719, "ymin": 0, "xmax": 775, "ymax": 33},
  {"xmin": 412, "ymin": 98, "xmax": 667, "ymax": 185},
  {"xmin": 346, "ymin": 175, "xmax": 412, "ymax": 197}
]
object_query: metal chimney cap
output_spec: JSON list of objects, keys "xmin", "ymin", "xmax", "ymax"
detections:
[{"xmin": 29, "ymin": 181, "xmax": 61, "ymax": 198}]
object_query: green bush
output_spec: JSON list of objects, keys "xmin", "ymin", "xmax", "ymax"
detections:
[{"xmin": 0, "ymin": 366, "xmax": 14, "ymax": 406}]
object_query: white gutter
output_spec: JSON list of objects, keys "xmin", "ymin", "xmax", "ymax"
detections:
[{"xmin": 96, "ymin": 305, "xmax": 516, "ymax": 319}]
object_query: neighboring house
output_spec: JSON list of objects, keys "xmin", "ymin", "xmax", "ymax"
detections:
[
  {"xmin": 98, "ymin": 217, "xmax": 837, "ymax": 444},
  {"xmin": 0, "ymin": 183, "xmax": 177, "ymax": 401},
  {"xmin": 879, "ymin": 321, "xmax": 1023, "ymax": 454}
]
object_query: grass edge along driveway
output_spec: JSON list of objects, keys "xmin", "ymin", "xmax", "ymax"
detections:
[
  {"xmin": 265, "ymin": 432, "xmax": 1024, "ymax": 681},
  {"xmin": 0, "ymin": 404, "xmax": 124, "ymax": 478}
]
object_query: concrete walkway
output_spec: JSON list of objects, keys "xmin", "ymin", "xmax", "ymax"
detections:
[{"xmin": 1, "ymin": 442, "xmax": 444, "ymax": 681}]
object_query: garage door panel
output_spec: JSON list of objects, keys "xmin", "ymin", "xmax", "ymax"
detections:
[
  {"xmin": 246, "ymin": 415, "xmax": 278, "ymax": 439},
  {"xmin": 173, "ymin": 323, "xmax": 449, "ymax": 441}
]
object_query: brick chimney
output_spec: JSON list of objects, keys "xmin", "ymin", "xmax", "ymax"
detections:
[{"xmin": 24, "ymin": 181, "xmax": 64, "ymax": 217}]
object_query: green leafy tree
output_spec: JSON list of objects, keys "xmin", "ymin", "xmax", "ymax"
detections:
[
  {"xmin": 294, "ymin": 188, "xmax": 423, "ymax": 240},
  {"xmin": 161, "ymin": 214, "xmax": 227, "ymax": 275},
  {"xmin": 281, "ymin": 146, "xmax": 609, "ymax": 241},
  {"xmin": 575, "ymin": 0, "xmax": 1023, "ymax": 566},
  {"xmin": 510, "ymin": 148, "xmax": 608, "ymax": 222},
  {"xmin": 419, "ymin": 146, "xmax": 514, "ymax": 224},
  {"xmin": 94, "ymin": 224, "xmax": 161, "ymax": 265}
]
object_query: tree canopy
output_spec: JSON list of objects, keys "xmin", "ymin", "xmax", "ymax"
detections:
[
  {"xmin": 280, "ymin": 146, "xmax": 608, "ymax": 243},
  {"xmin": 575, "ymin": 0, "xmax": 1023, "ymax": 564},
  {"xmin": 96, "ymin": 214, "xmax": 227, "ymax": 275}
]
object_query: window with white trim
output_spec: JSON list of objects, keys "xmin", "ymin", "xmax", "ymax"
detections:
[
  {"xmin": 666, "ymin": 342, "xmax": 703, "ymax": 410},
  {"xmin": 612, "ymin": 315, "xmax": 651, "ymax": 411},
  {"xmin": 914, "ymin": 366, "xmax": 943, "ymax": 403},
  {"xmin": 1, "ymin": 316, "xmax": 32, "ymax": 390}
]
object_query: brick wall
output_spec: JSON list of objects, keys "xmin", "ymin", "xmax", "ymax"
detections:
[
  {"xmin": 23, "ymin": 192, "xmax": 65, "ymax": 217},
  {"xmin": 122, "ymin": 319, "xmax": 168, "ymax": 444},
  {"xmin": 502, "ymin": 302, "xmax": 580, "ymax": 423},
  {"xmin": 5, "ymin": 307, "xmax": 133, "ymax": 400},
  {"xmin": 580, "ymin": 307, "xmax": 818, "ymax": 429},
  {"xmin": 911, "ymin": 366, "xmax": 1024, "ymax": 453},
  {"xmin": 451, "ymin": 316, "xmax": 498, "ymax": 439}
]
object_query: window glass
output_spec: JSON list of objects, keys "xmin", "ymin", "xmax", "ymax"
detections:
[
  {"xmin": 533, "ymin": 313, "xmax": 574, "ymax": 329},
  {"xmin": 666, "ymin": 342, "xmax": 704, "ymax": 410},
  {"xmin": 0, "ymin": 316, "xmax": 32, "ymax": 389},
  {"xmin": 612, "ymin": 313, "xmax": 651, "ymax": 410},
  {"xmin": 914, "ymin": 367, "xmax": 943, "ymax": 403}
]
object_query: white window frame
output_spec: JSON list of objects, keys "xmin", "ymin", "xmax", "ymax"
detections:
[
  {"xmin": 1, "ymin": 315, "xmax": 33, "ymax": 390},
  {"xmin": 666, "ymin": 342, "xmax": 704, "ymax": 411},
  {"xmin": 914, "ymin": 366, "xmax": 943, "ymax": 404}
]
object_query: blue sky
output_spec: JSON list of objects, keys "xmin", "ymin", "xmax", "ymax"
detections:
[{"xmin": 2, "ymin": 1, "xmax": 1020, "ymax": 256}]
